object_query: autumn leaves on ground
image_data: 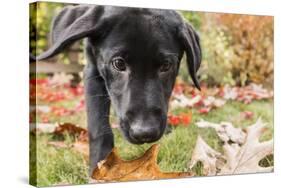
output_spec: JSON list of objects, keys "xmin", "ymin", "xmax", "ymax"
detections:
[{"xmin": 30, "ymin": 75, "xmax": 273, "ymax": 186}]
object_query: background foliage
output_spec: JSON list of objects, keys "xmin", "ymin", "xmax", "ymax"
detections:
[
  {"xmin": 31, "ymin": 2, "xmax": 274, "ymax": 87},
  {"xmin": 216, "ymin": 15, "xmax": 273, "ymax": 86},
  {"xmin": 30, "ymin": 2, "xmax": 66, "ymax": 55}
]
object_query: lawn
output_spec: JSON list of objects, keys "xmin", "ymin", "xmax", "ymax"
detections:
[{"xmin": 30, "ymin": 98, "xmax": 273, "ymax": 187}]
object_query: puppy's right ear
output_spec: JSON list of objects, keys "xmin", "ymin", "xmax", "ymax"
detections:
[
  {"xmin": 178, "ymin": 22, "xmax": 202, "ymax": 90},
  {"xmin": 37, "ymin": 5, "xmax": 109, "ymax": 60}
]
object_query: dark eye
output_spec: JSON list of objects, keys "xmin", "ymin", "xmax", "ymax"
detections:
[
  {"xmin": 159, "ymin": 61, "xmax": 172, "ymax": 72},
  {"xmin": 111, "ymin": 57, "xmax": 126, "ymax": 71}
]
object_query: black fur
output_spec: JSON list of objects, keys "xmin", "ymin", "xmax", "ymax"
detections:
[{"xmin": 37, "ymin": 5, "xmax": 202, "ymax": 174}]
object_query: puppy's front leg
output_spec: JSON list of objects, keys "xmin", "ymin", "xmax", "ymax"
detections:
[{"xmin": 84, "ymin": 62, "xmax": 114, "ymax": 175}]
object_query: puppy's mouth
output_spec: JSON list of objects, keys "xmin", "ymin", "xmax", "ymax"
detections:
[{"xmin": 127, "ymin": 131, "xmax": 161, "ymax": 145}]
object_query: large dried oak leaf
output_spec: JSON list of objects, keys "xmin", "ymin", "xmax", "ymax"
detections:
[
  {"xmin": 219, "ymin": 119, "xmax": 273, "ymax": 175},
  {"xmin": 189, "ymin": 136, "xmax": 224, "ymax": 176},
  {"xmin": 92, "ymin": 144, "xmax": 192, "ymax": 181},
  {"xmin": 192, "ymin": 118, "xmax": 273, "ymax": 175}
]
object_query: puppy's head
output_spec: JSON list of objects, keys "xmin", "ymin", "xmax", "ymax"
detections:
[{"xmin": 38, "ymin": 5, "xmax": 201, "ymax": 144}]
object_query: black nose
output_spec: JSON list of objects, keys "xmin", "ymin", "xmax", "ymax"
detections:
[
  {"xmin": 129, "ymin": 126, "xmax": 160, "ymax": 143},
  {"xmin": 124, "ymin": 107, "xmax": 166, "ymax": 144}
]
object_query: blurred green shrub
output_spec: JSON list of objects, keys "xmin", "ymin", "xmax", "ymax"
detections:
[
  {"xmin": 181, "ymin": 11, "xmax": 202, "ymax": 30},
  {"xmin": 30, "ymin": 2, "xmax": 65, "ymax": 56},
  {"xmin": 179, "ymin": 12, "xmax": 236, "ymax": 86},
  {"xmin": 181, "ymin": 13, "xmax": 273, "ymax": 87},
  {"xmin": 197, "ymin": 14, "xmax": 237, "ymax": 86}
]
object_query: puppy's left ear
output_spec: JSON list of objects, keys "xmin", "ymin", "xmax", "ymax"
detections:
[
  {"xmin": 37, "ymin": 5, "xmax": 110, "ymax": 60},
  {"xmin": 179, "ymin": 22, "xmax": 202, "ymax": 90}
]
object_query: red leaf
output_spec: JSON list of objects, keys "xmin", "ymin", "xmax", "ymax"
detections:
[
  {"xmin": 70, "ymin": 85, "xmax": 84, "ymax": 96},
  {"xmin": 199, "ymin": 107, "xmax": 211, "ymax": 114},
  {"xmin": 241, "ymin": 111, "xmax": 254, "ymax": 119},
  {"xmin": 173, "ymin": 83, "xmax": 186, "ymax": 95},
  {"xmin": 180, "ymin": 113, "xmax": 192, "ymax": 126},
  {"xmin": 168, "ymin": 115, "xmax": 180, "ymax": 126},
  {"xmin": 41, "ymin": 115, "xmax": 49, "ymax": 123}
]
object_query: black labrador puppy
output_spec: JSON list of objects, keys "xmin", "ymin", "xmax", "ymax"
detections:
[{"xmin": 37, "ymin": 5, "xmax": 201, "ymax": 174}]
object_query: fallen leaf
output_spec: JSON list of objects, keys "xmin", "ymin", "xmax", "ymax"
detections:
[
  {"xmin": 49, "ymin": 73, "xmax": 73, "ymax": 86},
  {"xmin": 170, "ymin": 94, "xmax": 201, "ymax": 109},
  {"xmin": 53, "ymin": 123, "xmax": 89, "ymax": 143},
  {"xmin": 196, "ymin": 120, "xmax": 246, "ymax": 144},
  {"xmin": 77, "ymin": 131, "xmax": 89, "ymax": 142},
  {"xmin": 31, "ymin": 123, "xmax": 88, "ymax": 142},
  {"xmin": 54, "ymin": 123, "xmax": 87, "ymax": 136},
  {"xmin": 72, "ymin": 141, "xmax": 89, "ymax": 158},
  {"xmin": 222, "ymin": 84, "xmax": 273, "ymax": 104},
  {"xmin": 180, "ymin": 112, "xmax": 192, "ymax": 126},
  {"xmin": 30, "ymin": 105, "xmax": 50, "ymax": 113},
  {"xmin": 198, "ymin": 107, "xmax": 211, "ymax": 114},
  {"xmin": 189, "ymin": 136, "xmax": 224, "ymax": 176},
  {"xmin": 168, "ymin": 112, "xmax": 192, "ymax": 126},
  {"xmin": 203, "ymin": 96, "xmax": 225, "ymax": 108},
  {"xmin": 92, "ymin": 144, "xmax": 192, "ymax": 181},
  {"xmin": 241, "ymin": 111, "xmax": 254, "ymax": 120},
  {"xmin": 219, "ymin": 119, "xmax": 273, "ymax": 174},
  {"xmin": 222, "ymin": 86, "xmax": 238, "ymax": 100},
  {"xmin": 168, "ymin": 115, "xmax": 181, "ymax": 126},
  {"xmin": 192, "ymin": 118, "xmax": 273, "ymax": 175},
  {"xmin": 48, "ymin": 141, "xmax": 69, "ymax": 148},
  {"xmin": 172, "ymin": 82, "xmax": 186, "ymax": 95},
  {"xmin": 51, "ymin": 106, "xmax": 73, "ymax": 116}
]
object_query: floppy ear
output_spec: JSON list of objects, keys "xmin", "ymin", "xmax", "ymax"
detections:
[
  {"xmin": 179, "ymin": 22, "xmax": 202, "ymax": 90},
  {"xmin": 37, "ymin": 5, "xmax": 109, "ymax": 60}
]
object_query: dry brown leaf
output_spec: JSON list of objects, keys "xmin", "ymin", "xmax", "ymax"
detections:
[
  {"xmin": 189, "ymin": 136, "xmax": 224, "ymax": 176},
  {"xmin": 48, "ymin": 141, "xmax": 192, "ymax": 181},
  {"xmin": 48, "ymin": 141, "xmax": 69, "ymax": 148},
  {"xmin": 71, "ymin": 141, "xmax": 89, "ymax": 159},
  {"xmin": 92, "ymin": 144, "xmax": 192, "ymax": 182},
  {"xmin": 170, "ymin": 94, "xmax": 202, "ymax": 109},
  {"xmin": 54, "ymin": 123, "xmax": 87, "ymax": 136},
  {"xmin": 219, "ymin": 119, "xmax": 273, "ymax": 175},
  {"xmin": 31, "ymin": 122, "xmax": 89, "ymax": 143},
  {"xmin": 44, "ymin": 123, "xmax": 90, "ymax": 159},
  {"xmin": 203, "ymin": 96, "xmax": 226, "ymax": 108},
  {"xmin": 192, "ymin": 118, "xmax": 273, "ymax": 175},
  {"xmin": 54, "ymin": 123, "xmax": 89, "ymax": 143},
  {"xmin": 196, "ymin": 120, "xmax": 246, "ymax": 144},
  {"xmin": 31, "ymin": 122, "xmax": 87, "ymax": 134}
]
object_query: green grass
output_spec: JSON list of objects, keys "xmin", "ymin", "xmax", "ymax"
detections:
[
  {"xmin": 31, "ymin": 99, "xmax": 273, "ymax": 186},
  {"xmin": 30, "ymin": 134, "xmax": 89, "ymax": 186}
]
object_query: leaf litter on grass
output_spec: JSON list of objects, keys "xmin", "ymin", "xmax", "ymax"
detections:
[
  {"xmin": 30, "ymin": 76, "xmax": 273, "ymax": 183},
  {"xmin": 41, "ymin": 117, "xmax": 273, "ymax": 181}
]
